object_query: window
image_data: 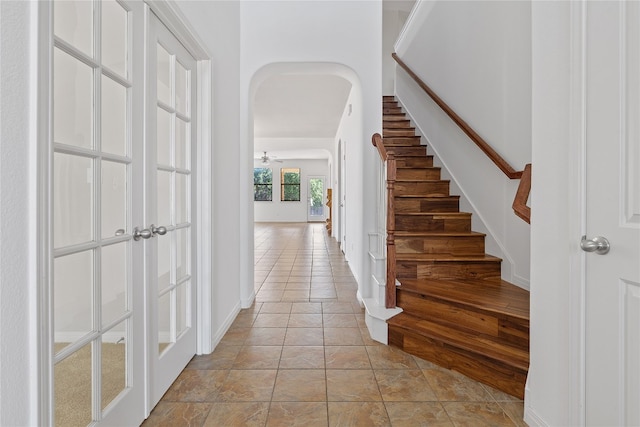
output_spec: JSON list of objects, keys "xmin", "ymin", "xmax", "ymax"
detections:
[
  {"xmin": 254, "ymin": 168, "xmax": 272, "ymax": 201},
  {"xmin": 281, "ymin": 168, "xmax": 300, "ymax": 201}
]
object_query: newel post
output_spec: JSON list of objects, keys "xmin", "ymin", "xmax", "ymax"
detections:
[{"xmin": 386, "ymin": 154, "xmax": 397, "ymax": 308}]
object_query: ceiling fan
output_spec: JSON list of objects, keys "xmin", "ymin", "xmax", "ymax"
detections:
[{"xmin": 259, "ymin": 151, "xmax": 283, "ymax": 165}]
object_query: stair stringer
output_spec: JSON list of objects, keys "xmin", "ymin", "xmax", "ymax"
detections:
[{"xmin": 396, "ymin": 99, "xmax": 530, "ymax": 290}]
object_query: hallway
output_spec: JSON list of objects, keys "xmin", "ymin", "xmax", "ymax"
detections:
[{"xmin": 143, "ymin": 223, "xmax": 525, "ymax": 426}]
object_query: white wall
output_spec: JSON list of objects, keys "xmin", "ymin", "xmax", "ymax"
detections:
[
  {"xmin": 393, "ymin": 0, "xmax": 532, "ymax": 287},
  {"xmin": 382, "ymin": 8, "xmax": 409, "ymax": 95},
  {"xmin": 254, "ymin": 159, "xmax": 329, "ymax": 222},
  {"xmin": 240, "ymin": 0, "xmax": 382, "ymax": 299},
  {"xmin": 0, "ymin": 2, "xmax": 38, "ymax": 425},
  {"xmin": 175, "ymin": 1, "xmax": 243, "ymax": 342}
]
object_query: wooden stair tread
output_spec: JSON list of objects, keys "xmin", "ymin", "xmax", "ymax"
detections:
[
  {"xmin": 394, "ymin": 194, "xmax": 458, "ymax": 198},
  {"xmin": 396, "ymin": 253, "xmax": 502, "ymax": 263},
  {"xmin": 388, "ymin": 312, "xmax": 529, "ymax": 371},
  {"xmin": 395, "ymin": 212, "xmax": 470, "ymax": 216},
  {"xmin": 398, "ymin": 278, "xmax": 529, "ymax": 320}
]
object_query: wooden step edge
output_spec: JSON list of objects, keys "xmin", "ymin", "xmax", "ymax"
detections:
[
  {"xmin": 393, "ymin": 194, "xmax": 455, "ymax": 199},
  {"xmin": 394, "ymin": 211, "xmax": 470, "ymax": 216},
  {"xmin": 395, "ymin": 178, "xmax": 446, "ymax": 183},
  {"xmin": 388, "ymin": 313, "xmax": 529, "ymax": 371},
  {"xmin": 395, "ymin": 253, "xmax": 503, "ymax": 263},
  {"xmin": 394, "ymin": 231, "xmax": 486, "ymax": 237},
  {"xmin": 397, "ymin": 279, "xmax": 529, "ymax": 321}
]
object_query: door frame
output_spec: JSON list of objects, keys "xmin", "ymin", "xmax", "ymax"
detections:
[
  {"xmin": 306, "ymin": 175, "xmax": 326, "ymax": 222},
  {"xmin": 35, "ymin": 1, "xmax": 213, "ymax": 424}
]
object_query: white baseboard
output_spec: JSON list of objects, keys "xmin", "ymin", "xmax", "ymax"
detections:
[
  {"xmin": 362, "ymin": 298, "xmax": 402, "ymax": 345},
  {"xmin": 209, "ymin": 301, "xmax": 242, "ymax": 353},
  {"xmin": 524, "ymin": 405, "xmax": 549, "ymax": 427}
]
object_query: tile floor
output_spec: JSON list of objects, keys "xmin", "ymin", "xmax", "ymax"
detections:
[{"xmin": 143, "ymin": 223, "xmax": 526, "ymax": 426}]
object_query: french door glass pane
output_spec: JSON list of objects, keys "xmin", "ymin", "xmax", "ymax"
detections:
[
  {"xmin": 101, "ymin": 243, "xmax": 127, "ymax": 327},
  {"xmin": 157, "ymin": 45, "xmax": 171, "ymax": 106},
  {"xmin": 54, "ymin": 153, "xmax": 94, "ymax": 248},
  {"xmin": 158, "ymin": 292, "xmax": 171, "ymax": 353},
  {"xmin": 176, "ymin": 282, "xmax": 188, "ymax": 336},
  {"xmin": 54, "ymin": 342, "xmax": 93, "ymax": 427},
  {"xmin": 101, "ymin": 76, "xmax": 127, "ymax": 156},
  {"xmin": 175, "ymin": 173, "xmax": 188, "ymax": 224},
  {"xmin": 101, "ymin": 161, "xmax": 127, "ymax": 239},
  {"xmin": 101, "ymin": 0, "xmax": 128, "ymax": 78},
  {"xmin": 54, "ymin": 48, "xmax": 93, "ymax": 149},
  {"xmin": 101, "ymin": 324, "xmax": 127, "ymax": 411},
  {"xmin": 157, "ymin": 233, "xmax": 171, "ymax": 293},
  {"xmin": 157, "ymin": 107, "xmax": 171, "ymax": 166},
  {"xmin": 157, "ymin": 170, "xmax": 172, "ymax": 226},
  {"xmin": 175, "ymin": 118, "xmax": 188, "ymax": 169},
  {"xmin": 54, "ymin": 251, "xmax": 93, "ymax": 343},
  {"xmin": 176, "ymin": 228, "xmax": 189, "ymax": 280},
  {"xmin": 53, "ymin": 0, "xmax": 93, "ymax": 57},
  {"xmin": 175, "ymin": 61, "xmax": 188, "ymax": 115}
]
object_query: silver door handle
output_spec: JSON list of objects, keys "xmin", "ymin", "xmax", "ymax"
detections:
[
  {"xmin": 133, "ymin": 227, "xmax": 152, "ymax": 241},
  {"xmin": 580, "ymin": 235, "xmax": 610, "ymax": 255},
  {"xmin": 151, "ymin": 224, "xmax": 167, "ymax": 236},
  {"xmin": 115, "ymin": 229, "xmax": 125, "ymax": 236}
]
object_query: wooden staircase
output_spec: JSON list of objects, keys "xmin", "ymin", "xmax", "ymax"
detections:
[{"xmin": 381, "ymin": 96, "xmax": 530, "ymax": 399}]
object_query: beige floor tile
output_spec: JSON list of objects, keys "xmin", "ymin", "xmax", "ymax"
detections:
[
  {"xmin": 423, "ymin": 368, "xmax": 494, "ymax": 402},
  {"xmin": 328, "ymin": 402, "xmax": 391, "ymax": 427},
  {"xmin": 499, "ymin": 402, "xmax": 527, "ymax": 427},
  {"xmin": 482, "ymin": 384, "xmax": 523, "ymax": 402},
  {"xmin": 291, "ymin": 302, "xmax": 322, "ymax": 313},
  {"xmin": 259, "ymin": 302, "xmax": 293, "ymax": 314},
  {"xmin": 325, "ymin": 346, "xmax": 371, "ymax": 369},
  {"xmin": 366, "ymin": 345, "xmax": 419, "ymax": 370},
  {"xmin": 322, "ymin": 302, "xmax": 355, "ymax": 314},
  {"xmin": 374, "ymin": 369, "xmax": 438, "ymax": 401},
  {"xmin": 272, "ymin": 369, "xmax": 327, "ymax": 401},
  {"xmin": 283, "ymin": 327, "xmax": 324, "ymax": 346},
  {"xmin": 186, "ymin": 345, "xmax": 241, "ymax": 370},
  {"xmin": 442, "ymin": 402, "xmax": 516, "ymax": 426},
  {"xmin": 162, "ymin": 369, "xmax": 228, "ymax": 402},
  {"xmin": 203, "ymin": 402, "xmax": 269, "ymax": 427},
  {"xmin": 216, "ymin": 370, "xmax": 277, "ymax": 402},
  {"xmin": 326, "ymin": 370, "xmax": 381, "ymax": 401},
  {"xmin": 288, "ymin": 313, "xmax": 323, "ymax": 328},
  {"xmin": 279, "ymin": 346, "xmax": 325, "ymax": 369},
  {"xmin": 285, "ymin": 282, "xmax": 311, "ymax": 290},
  {"xmin": 221, "ymin": 328, "xmax": 250, "ymax": 345},
  {"xmin": 384, "ymin": 402, "xmax": 453, "ymax": 427},
  {"xmin": 232, "ymin": 346, "xmax": 282, "ymax": 369},
  {"xmin": 267, "ymin": 402, "xmax": 328, "ymax": 427},
  {"xmin": 142, "ymin": 402, "xmax": 212, "ymax": 427},
  {"xmin": 323, "ymin": 328, "xmax": 364, "ymax": 346},
  {"xmin": 281, "ymin": 290, "xmax": 310, "ymax": 301},
  {"xmin": 253, "ymin": 313, "xmax": 290, "ymax": 328},
  {"xmin": 245, "ymin": 327, "xmax": 287, "ymax": 346},
  {"xmin": 323, "ymin": 313, "xmax": 358, "ymax": 328}
]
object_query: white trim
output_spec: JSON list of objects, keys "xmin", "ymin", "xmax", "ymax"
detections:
[
  {"xmin": 211, "ymin": 301, "xmax": 242, "ymax": 350},
  {"xmin": 524, "ymin": 404, "xmax": 551, "ymax": 427},
  {"xmin": 568, "ymin": 1, "xmax": 587, "ymax": 425},
  {"xmin": 393, "ymin": 0, "xmax": 434, "ymax": 57},
  {"xmin": 35, "ymin": 2, "xmax": 53, "ymax": 425}
]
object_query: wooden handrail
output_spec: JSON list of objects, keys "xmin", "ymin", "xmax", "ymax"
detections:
[
  {"xmin": 512, "ymin": 163, "xmax": 531, "ymax": 224},
  {"xmin": 392, "ymin": 53, "xmax": 522, "ymax": 180},
  {"xmin": 372, "ymin": 132, "xmax": 397, "ymax": 308}
]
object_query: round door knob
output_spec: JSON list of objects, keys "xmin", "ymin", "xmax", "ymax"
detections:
[
  {"xmin": 580, "ymin": 235, "xmax": 610, "ymax": 255},
  {"xmin": 133, "ymin": 227, "xmax": 153, "ymax": 241},
  {"xmin": 151, "ymin": 224, "xmax": 168, "ymax": 236}
]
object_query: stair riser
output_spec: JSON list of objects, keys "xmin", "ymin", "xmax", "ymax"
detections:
[
  {"xmin": 383, "ymin": 115, "xmax": 409, "ymax": 122},
  {"xmin": 397, "ymin": 260, "xmax": 501, "ymax": 282},
  {"xmin": 394, "ymin": 181, "xmax": 450, "ymax": 196},
  {"xmin": 383, "ymin": 121, "xmax": 411, "ymax": 128},
  {"xmin": 385, "ymin": 146, "xmax": 428, "ymax": 157},
  {"xmin": 388, "ymin": 326, "xmax": 526, "ymax": 399},
  {"xmin": 395, "ymin": 215, "xmax": 471, "ymax": 232},
  {"xmin": 396, "ymin": 291, "xmax": 529, "ymax": 350},
  {"xmin": 383, "ymin": 137, "xmax": 422, "ymax": 145},
  {"xmin": 396, "ymin": 168, "xmax": 441, "ymax": 180},
  {"xmin": 395, "ymin": 198, "xmax": 459, "ymax": 213},
  {"xmin": 382, "ymin": 101, "xmax": 398, "ymax": 107},
  {"xmin": 396, "ymin": 157, "xmax": 434, "ymax": 168},
  {"xmin": 384, "ymin": 129, "xmax": 416, "ymax": 137},
  {"xmin": 383, "ymin": 107, "xmax": 403, "ymax": 114},
  {"xmin": 395, "ymin": 236, "xmax": 485, "ymax": 255}
]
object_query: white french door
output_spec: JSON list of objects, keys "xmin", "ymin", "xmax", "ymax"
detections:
[
  {"xmin": 307, "ymin": 176, "xmax": 326, "ymax": 222},
  {"xmin": 51, "ymin": 1, "xmax": 146, "ymax": 425},
  {"xmin": 146, "ymin": 12, "xmax": 198, "ymax": 407},
  {"xmin": 583, "ymin": 1, "xmax": 640, "ymax": 425},
  {"xmin": 50, "ymin": 2, "xmax": 197, "ymax": 425}
]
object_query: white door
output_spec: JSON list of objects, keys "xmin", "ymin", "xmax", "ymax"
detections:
[
  {"xmin": 584, "ymin": 2, "xmax": 640, "ymax": 425},
  {"xmin": 147, "ymin": 12, "xmax": 198, "ymax": 407},
  {"xmin": 51, "ymin": 1, "xmax": 146, "ymax": 425},
  {"xmin": 307, "ymin": 176, "xmax": 326, "ymax": 222}
]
